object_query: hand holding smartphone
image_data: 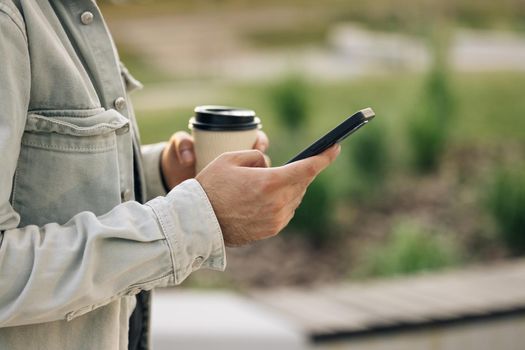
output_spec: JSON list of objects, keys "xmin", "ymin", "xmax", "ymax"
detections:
[{"xmin": 286, "ymin": 108, "xmax": 375, "ymax": 164}]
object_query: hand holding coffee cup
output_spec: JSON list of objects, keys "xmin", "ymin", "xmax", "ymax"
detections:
[
  {"xmin": 189, "ymin": 106, "xmax": 263, "ymax": 173},
  {"xmin": 160, "ymin": 106, "xmax": 267, "ymax": 190}
]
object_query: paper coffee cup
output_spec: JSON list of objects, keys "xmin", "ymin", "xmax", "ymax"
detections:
[{"xmin": 189, "ymin": 106, "xmax": 261, "ymax": 173}]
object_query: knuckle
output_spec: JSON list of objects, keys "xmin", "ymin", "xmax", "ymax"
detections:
[
  {"xmin": 214, "ymin": 153, "xmax": 226, "ymax": 164},
  {"xmin": 217, "ymin": 151, "xmax": 235, "ymax": 162}
]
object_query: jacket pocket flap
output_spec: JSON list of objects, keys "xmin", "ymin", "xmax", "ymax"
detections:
[{"xmin": 26, "ymin": 109, "xmax": 129, "ymax": 137}]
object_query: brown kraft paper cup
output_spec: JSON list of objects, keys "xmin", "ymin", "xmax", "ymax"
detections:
[{"xmin": 189, "ymin": 106, "xmax": 261, "ymax": 173}]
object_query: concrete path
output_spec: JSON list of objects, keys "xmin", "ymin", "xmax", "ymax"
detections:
[
  {"xmin": 151, "ymin": 259, "xmax": 525, "ymax": 350},
  {"xmin": 151, "ymin": 290, "xmax": 306, "ymax": 350}
]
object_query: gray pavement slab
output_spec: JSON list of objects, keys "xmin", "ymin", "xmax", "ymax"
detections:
[{"xmin": 151, "ymin": 290, "xmax": 307, "ymax": 350}]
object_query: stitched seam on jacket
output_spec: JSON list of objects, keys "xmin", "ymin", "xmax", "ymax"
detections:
[
  {"xmin": 193, "ymin": 181, "xmax": 225, "ymax": 268},
  {"xmin": 26, "ymin": 121, "xmax": 125, "ymax": 133},
  {"xmin": 0, "ymin": 4, "xmax": 27, "ymax": 42},
  {"xmin": 146, "ymin": 200, "xmax": 179, "ymax": 284},
  {"xmin": 21, "ymin": 141, "xmax": 116, "ymax": 153},
  {"xmin": 28, "ymin": 107, "xmax": 105, "ymax": 117},
  {"xmin": 65, "ymin": 274, "xmax": 173, "ymax": 322},
  {"xmin": 127, "ymin": 273, "xmax": 173, "ymax": 291}
]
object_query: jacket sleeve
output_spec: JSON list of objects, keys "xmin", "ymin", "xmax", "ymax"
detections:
[
  {"xmin": 141, "ymin": 142, "xmax": 170, "ymax": 199},
  {"xmin": 0, "ymin": 7, "xmax": 225, "ymax": 328}
]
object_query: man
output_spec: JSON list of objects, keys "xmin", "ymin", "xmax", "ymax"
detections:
[{"xmin": 0, "ymin": 1, "xmax": 340, "ymax": 349}]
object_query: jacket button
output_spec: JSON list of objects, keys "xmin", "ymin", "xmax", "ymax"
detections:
[
  {"xmin": 192, "ymin": 256, "xmax": 204, "ymax": 270},
  {"xmin": 114, "ymin": 97, "xmax": 127, "ymax": 111},
  {"xmin": 80, "ymin": 11, "xmax": 94, "ymax": 25}
]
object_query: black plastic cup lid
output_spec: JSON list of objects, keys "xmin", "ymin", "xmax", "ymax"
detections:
[{"xmin": 190, "ymin": 105, "xmax": 261, "ymax": 131}]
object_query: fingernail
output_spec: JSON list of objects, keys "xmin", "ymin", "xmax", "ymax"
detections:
[
  {"xmin": 335, "ymin": 144, "xmax": 341, "ymax": 156},
  {"xmin": 180, "ymin": 149, "xmax": 194, "ymax": 165}
]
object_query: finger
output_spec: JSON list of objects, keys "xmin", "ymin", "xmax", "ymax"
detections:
[
  {"xmin": 284, "ymin": 144, "xmax": 341, "ymax": 180},
  {"xmin": 221, "ymin": 149, "xmax": 268, "ymax": 168},
  {"xmin": 253, "ymin": 130, "xmax": 269, "ymax": 153},
  {"xmin": 172, "ymin": 131, "xmax": 195, "ymax": 166},
  {"xmin": 263, "ymin": 154, "xmax": 272, "ymax": 167}
]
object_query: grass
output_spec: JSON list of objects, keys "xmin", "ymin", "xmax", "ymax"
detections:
[
  {"xmin": 355, "ymin": 219, "xmax": 462, "ymax": 278},
  {"xmin": 117, "ymin": 44, "xmax": 175, "ymax": 84},
  {"xmin": 452, "ymin": 72, "xmax": 525, "ymax": 145},
  {"xmin": 485, "ymin": 167, "xmax": 525, "ymax": 255},
  {"xmin": 135, "ymin": 71, "xmax": 525, "ymax": 155}
]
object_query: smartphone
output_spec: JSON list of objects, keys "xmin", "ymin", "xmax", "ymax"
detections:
[{"xmin": 285, "ymin": 107, "xmax": 375, "ymax": 164}]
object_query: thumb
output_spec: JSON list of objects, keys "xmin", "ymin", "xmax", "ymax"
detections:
[
  {"xmin": 173, "ymin": 131, "xmax": 195, "ymax": 165},
  {"xmin": 285, "ymin": 144, "xmax": 341, "ymax": 180},
  {"xmin": 221, "ymin": 150, "xmax": 268, "ymax": 168}
]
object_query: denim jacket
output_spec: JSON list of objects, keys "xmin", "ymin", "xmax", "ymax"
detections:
[{"xmin": 0, "ymin": 1, "xmax": 226, "ymax": 349}]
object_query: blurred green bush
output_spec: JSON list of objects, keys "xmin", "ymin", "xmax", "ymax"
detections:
[
  {"xmin": 358, "ymin": 220, "xmax": 462, "ymax": 277},
  {"xmin": 270, "ymin": 75, "xmax": 310, "ymax": 130},
  {"xmin": 407, "ymin": 32, "xmax": 455, "ymax": 173},
  {"xmin": 347, "ymin": 121, "xmax": 390, "ymax": 198},
  {"xmin": 289, "ymin": 173, "xmax": 337, "ymax": 247},
  {"xmin": 486, "ymin": 168, "xmax": 525, "ymax": 255}
]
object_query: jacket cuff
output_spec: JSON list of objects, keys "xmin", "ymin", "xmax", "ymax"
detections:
[
  {"xmin": 141, "ymin": 142, "xmax": 168, "ymax": 200},
  {"xmin": 146, "ymin": 179, "xmax": 226, "ymax": 284}
]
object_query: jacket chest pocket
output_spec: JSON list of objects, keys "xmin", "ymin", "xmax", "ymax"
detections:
[{"xmin": 12, "ymin": 109, "xmax": 130, "ymax": 227}]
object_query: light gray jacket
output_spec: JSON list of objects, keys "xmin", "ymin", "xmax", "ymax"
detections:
[{"xmin": 0, "ymin": 0, "xmax": 226, "ymax": 349}]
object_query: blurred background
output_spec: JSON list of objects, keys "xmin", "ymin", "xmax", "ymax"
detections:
[{"xmin": 99, "ymin": 0, "xmax": 525, "ymax": 348}]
